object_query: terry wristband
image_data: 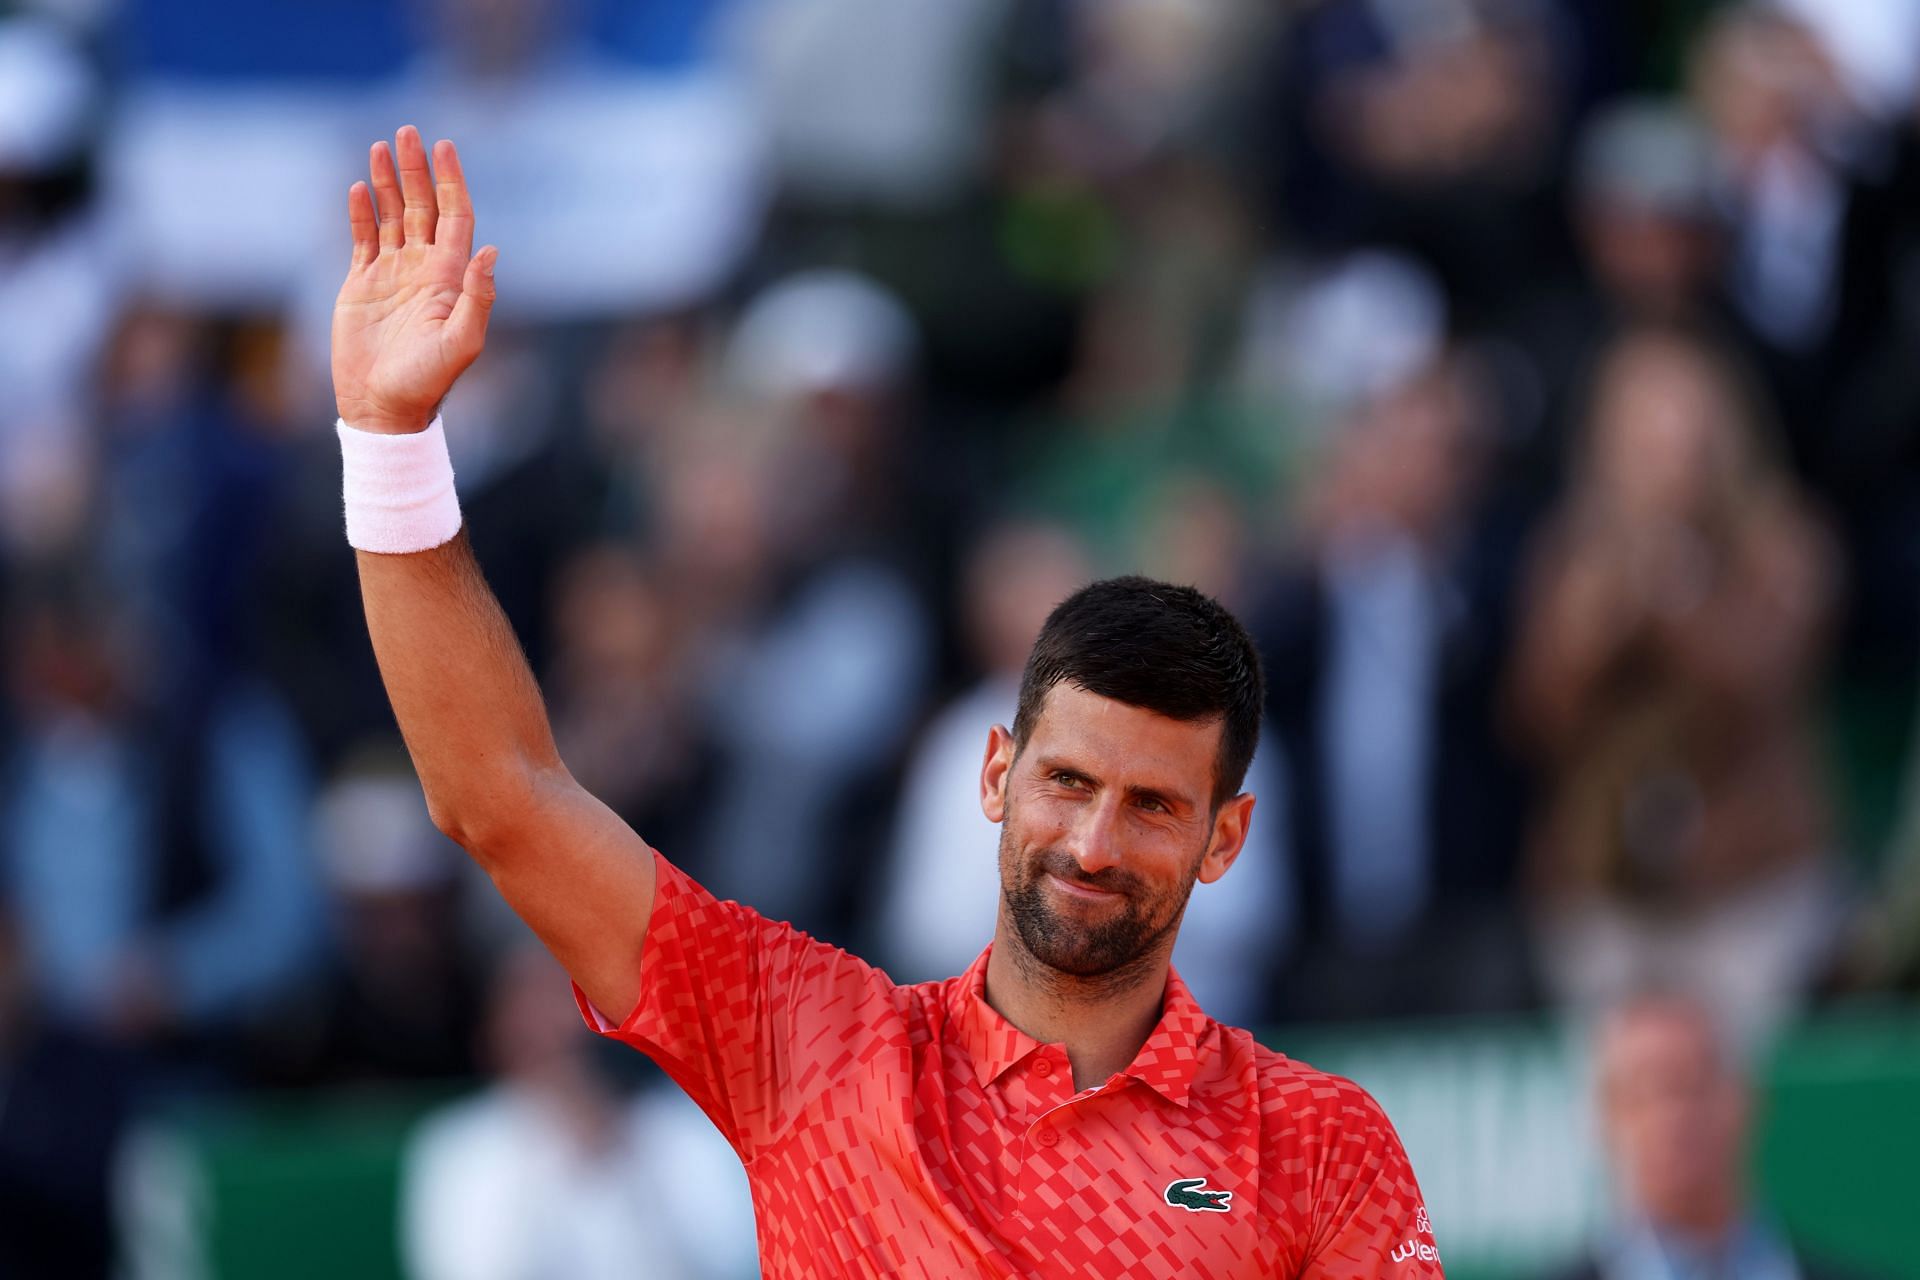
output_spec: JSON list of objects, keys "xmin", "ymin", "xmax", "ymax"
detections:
[{"xmin": 336, "ymin": 415, "xmax": 463, "ymax": 553}]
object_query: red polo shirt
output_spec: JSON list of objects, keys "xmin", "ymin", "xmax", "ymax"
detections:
[{"xmin": 577, "ymin": 852, "xmax": 1445, "ymax": 1278}]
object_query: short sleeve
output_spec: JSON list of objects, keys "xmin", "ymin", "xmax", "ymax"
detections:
[
  {"xmin": 572, "ymin": 851, "xmax": 904, "ymax": 1159},
  {"xmin": 1301, "ymin": 1085, "xmax": 1445, "ymax": 1279}
]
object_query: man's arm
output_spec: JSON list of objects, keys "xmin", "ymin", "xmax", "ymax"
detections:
[{"xmin": 332, "ymin": 127, "xmax": 654, "ymax": 1019}]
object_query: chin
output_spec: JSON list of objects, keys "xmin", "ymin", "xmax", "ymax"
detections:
[
  {"xmin": 1008, "ymin": 896, "xmax": 1166, "ymax": 980},
  {"xmin": 1029, "ymin": 937, "xmax": 1125, "ymax": 978}
]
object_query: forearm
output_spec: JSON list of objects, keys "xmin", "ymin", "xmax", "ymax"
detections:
[{"xmin": 357, "ymin": 531, "xmax": 563, "ymax": 848}]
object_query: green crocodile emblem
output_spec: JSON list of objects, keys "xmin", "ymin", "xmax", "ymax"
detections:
[{"xmin": 1164, "ymin": 1178, "xmax": 1233, "ymax": 1213}]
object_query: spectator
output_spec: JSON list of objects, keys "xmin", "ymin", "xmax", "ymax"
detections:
[
  {"xmin": 1690, "ymin": 6, "xmax": 1854, "ymax": 364},
  {"xmin": 1685, "ymin": 4, "xmax": 1898, "ymax": 480},
  {"xmin": 1571, "ymin": 99, "xmax": 1725, "ymax": 326},
  {"xmin": 2, "ymin": 569, "xmax": 321, "ymax": 1044},
  {"xmin": 1548, "ymin": 991, "xmax": 1872, "ymax": 1280},
  {"xmin": 1254, "ymin": 343, "xmax": 1533, "ymax": 1022},
  {"xmin": 1261, "ymin": 0, "xmax": 1570, "ymax": 325},
  {"xmin": 402, "ymin": 942, "xmax": 756, "ymax": 1280},
  {"xmin": 0, "ymin": 15, "xmax": 117, "ymax": 562},
  {"xmin": 1799, "ymin": 74, "xmax": 1920, "ymax": 672},
  {"xmin": 248, "ymin": 758, "xmax": 483, "ymax": 1086},
  {"xmin": 1016, "ymin": 274, "xmax": 1279, "ymax": 573},
  {"xmin": 538, "ymin": 539, "xmax": 722, "ymax": 868},
  {"xmin": 1508, "ymin": 324, "xmax": 1840, "ymax": 1048},
  {"xmin": 694, "ymin": 271, "xmax": 935, "ymax": 942},
  {"xmin": 1488, "ymin": 96, "xmax": 1757, "ymax": 494}
]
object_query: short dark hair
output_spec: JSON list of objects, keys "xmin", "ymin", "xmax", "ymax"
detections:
[{"xmin": 1012, "ymin": 576, "xmax": 1264, "ymax": 810}]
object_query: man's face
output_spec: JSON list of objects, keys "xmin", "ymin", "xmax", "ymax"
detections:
[
  {"xmin": 980, "ymin": 683, "xmax": 1252, "ymax": 979},
  {"xmin": 1598, "ymin": 1003, "xmax": 1749, "ymax": 1229}
]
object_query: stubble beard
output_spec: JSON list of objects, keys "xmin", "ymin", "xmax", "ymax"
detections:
[{"xmin": 997, "ymin": 820, "xmax": 1202, "ymax": 990}]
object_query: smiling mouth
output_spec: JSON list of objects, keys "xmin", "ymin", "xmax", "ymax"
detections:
[{"xmin": 1046, "ymin": 873, "xmax": 1122, "ymax": 901}]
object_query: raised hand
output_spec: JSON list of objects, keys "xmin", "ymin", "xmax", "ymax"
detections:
[{"xmin": 332, "ymin": 127, "xmax": 497, "ymax": 435}]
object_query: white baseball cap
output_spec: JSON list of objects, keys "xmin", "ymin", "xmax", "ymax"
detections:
[
  {"xmin": 0, "ymin": 18, "xmax": 96, "ymax": 173},
  {"xmin": 725, "ymin": 269, "xmax": 918, "ymax": 402},
  {"xmin": 315, "ymin": 773, "xmax": 460, "ymax": 896}
]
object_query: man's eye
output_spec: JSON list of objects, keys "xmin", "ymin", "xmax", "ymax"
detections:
[
  {"xmin": 1053, "ymin": 772, "xmax": 1083, "ymax": 788},
  {"xmin": 1137, "ymin": 797, "xmax": 1165, "ymax": 813}
]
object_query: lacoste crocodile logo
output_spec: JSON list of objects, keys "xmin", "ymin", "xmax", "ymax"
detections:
[{"xmin": 1164, "ymin": 1177, "xmax": 1233, "ymax": 1213}]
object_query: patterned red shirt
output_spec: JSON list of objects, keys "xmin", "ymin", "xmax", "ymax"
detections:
[{"xmin": 577, "ymin": 853, "xmax": 1445, "ymax": 1278}]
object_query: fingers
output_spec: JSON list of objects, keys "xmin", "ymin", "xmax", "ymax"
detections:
[
  {"xmin": 432, "ymin": 139, "xmax": 474, "ymax": 260},
  {"xmin": 369, "ymin": 141, "xmax": 404, "ymax": 252},
  {"xmin": 445, "ymin": 245, "xmax": 499, "ymax": 362},
  {"xmin": 394, "ymin": 125, "xmax": 439, "ymax": 246},
  {"xmin": 347, "ymin": 181, "xmax": 378, "ymax": 266},
  {"xmin": 365, "ymin": 130, "xmax": 462, "ymax": 254}
]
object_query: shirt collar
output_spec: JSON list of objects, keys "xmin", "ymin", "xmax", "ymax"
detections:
[
  {"xmin": 954, "ymin": 946, "xmax": 1046, "ymax": 1089},
  {"xmin": 950, "ymin": 944, "xmax": 1214, "ymax": 1108},
  {"xmin": 1123, "ymin": 965, "xmax": 1212, "ymax": 1108}
]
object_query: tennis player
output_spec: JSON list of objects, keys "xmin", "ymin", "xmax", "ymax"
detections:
[{"xmin": 333, "ymin": 126, "xmax": 1445, "ymax": 1278}]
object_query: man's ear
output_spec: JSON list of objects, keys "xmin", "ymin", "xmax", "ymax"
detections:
[
  {"xmin": 980, "ymin": 724, "xmax": 1016, "ymax": 823},
  {"xmin": 1196, "ymin": 793, "xmax": 1255, "ymax": 885}
]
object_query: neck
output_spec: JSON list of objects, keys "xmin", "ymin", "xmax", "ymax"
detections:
[{"xmin": 984, "ymin": 920, "xmax": 1170, "ymax": 1092}]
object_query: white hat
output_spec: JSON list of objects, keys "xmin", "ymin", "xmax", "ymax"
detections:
[
  {"xmin": 0, "ymin": 18, "xmax": 96, "ymax": 173},
  {"xmin": 725, "ymin": 269, "xmax": 917, "ymax": 402},
  {"xmin": 1576, "ymin": 98, "xmax": 1718, "ymax": 220},
  {"xmin": 1245, "ymin": 250, "xmax": 1446, "ymax": 422},
  {"xmin": 315, "ymin": 773, "xmax": 459, "ymax": 895}
]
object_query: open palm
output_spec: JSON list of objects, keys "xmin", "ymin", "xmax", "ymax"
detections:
[{"xmin": 332, "ymin": 127, "xmax": 497, "ymax": 435}]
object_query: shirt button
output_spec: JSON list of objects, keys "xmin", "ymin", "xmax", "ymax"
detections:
[
  {"xmin": 1033, "ymin": 1058, "xmax": 1054, "ymax": 1078},
  {"xmin": 1036, "ymin": 1128, "xmax": 1060, "ymax": 1149}
]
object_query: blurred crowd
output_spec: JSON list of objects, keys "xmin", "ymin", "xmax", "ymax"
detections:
[{"xmin": 3, "ymin": 0, "xmax": 1920, "ymax": 1275}]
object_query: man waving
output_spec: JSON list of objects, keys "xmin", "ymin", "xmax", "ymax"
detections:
[{"xmin": 332, "ymin": 127, "xmax": 1444, "ymax": 1279}]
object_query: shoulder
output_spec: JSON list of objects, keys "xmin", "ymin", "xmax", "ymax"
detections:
[
  {"xmin": 1210, "ymin": 1029, "xmax": 1420, "ymax": 1203},
  {"xmin": 1220, "ymin": 1027, "xmax": 1400, "ymax": 1139},
  {"xmin": 655, "ymin": 854, "xmax": 893, "ymax": 989},
  {"xmin": 632, "ymin": 851, "xmax": 918, "ymax": 1040}
]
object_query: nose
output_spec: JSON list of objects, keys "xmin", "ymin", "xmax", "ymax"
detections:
[{"xmin": 1063, "ymin": 796, "xmax": 1124, "ymax": 875}]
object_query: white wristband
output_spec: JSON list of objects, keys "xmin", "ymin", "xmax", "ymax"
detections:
[{"xmin": 337, "ymin": 415, "xmax": 464, "ymax": 553}]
